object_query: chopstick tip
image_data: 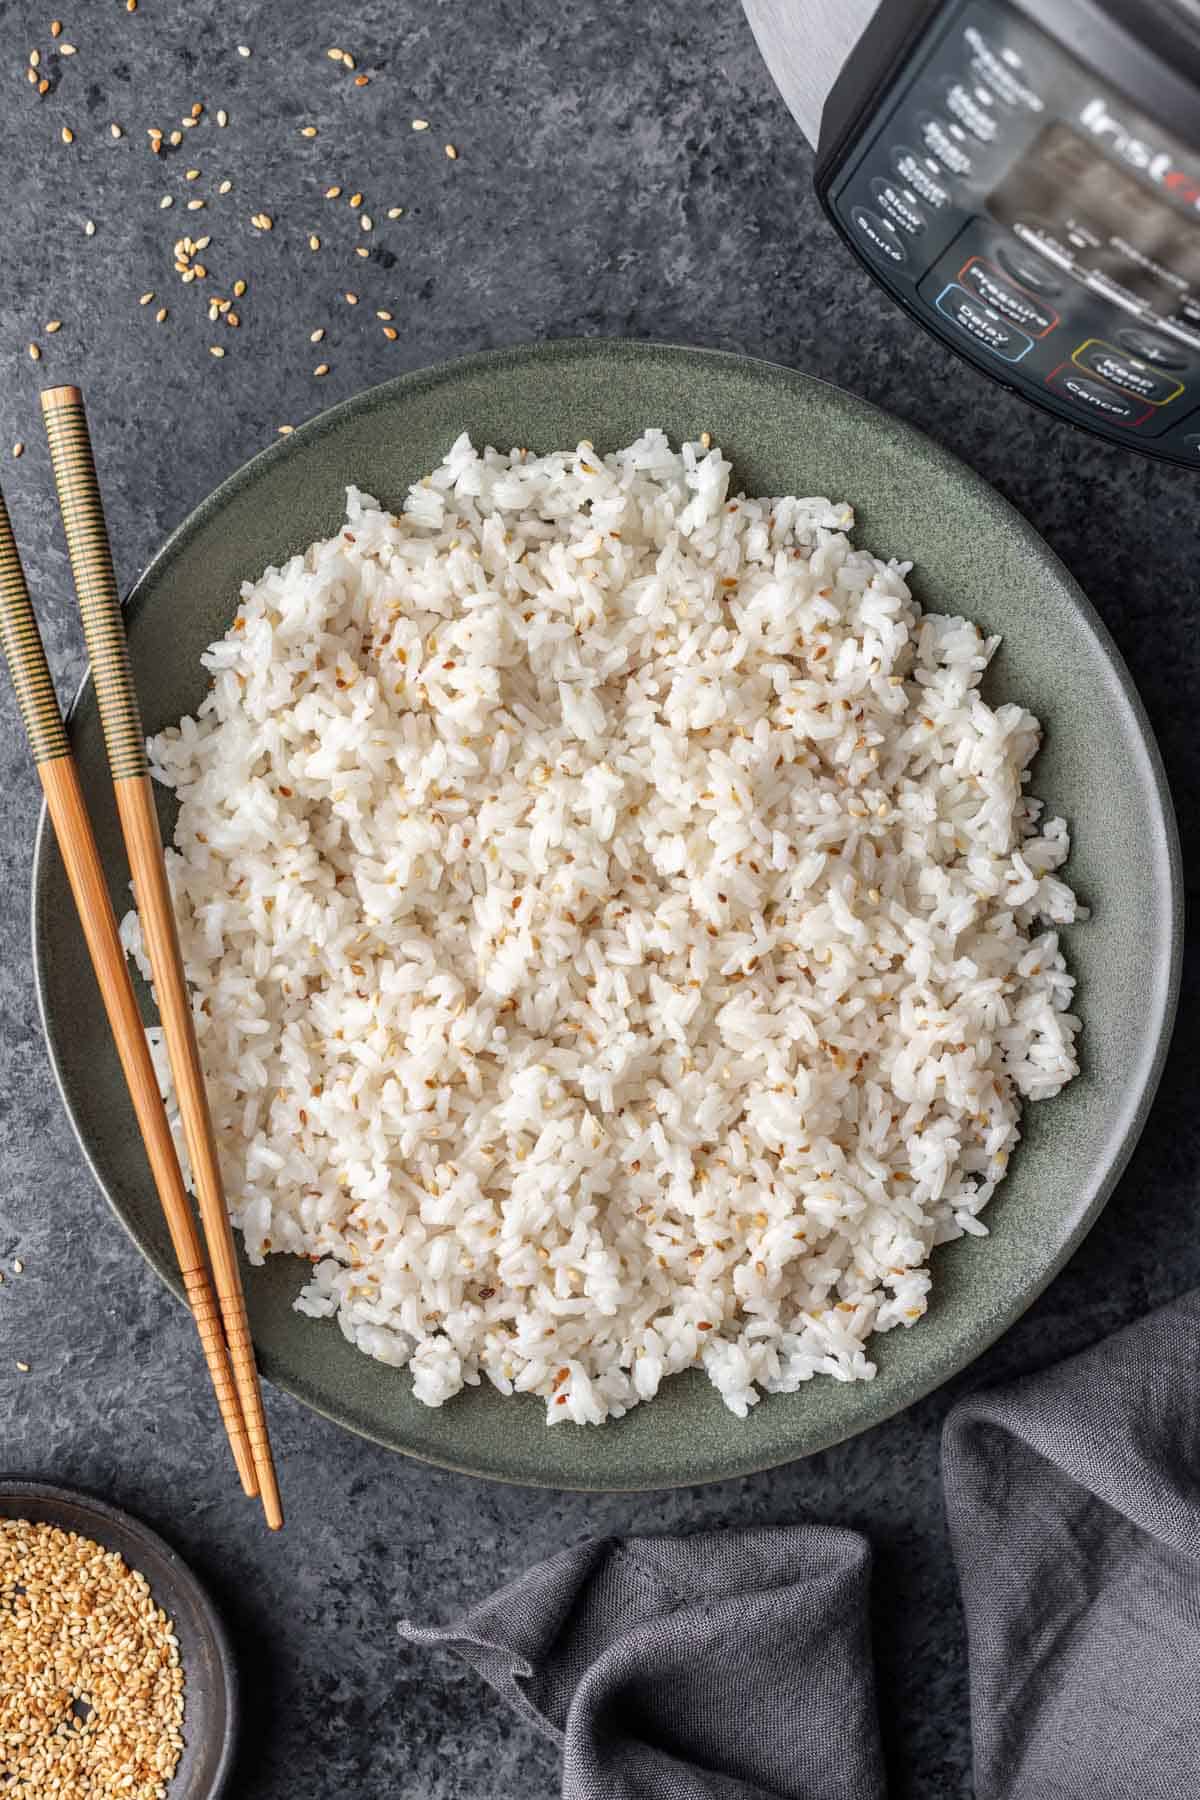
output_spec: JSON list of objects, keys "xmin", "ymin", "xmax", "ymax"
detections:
[{"xmin": 40, "ymin": 383, "xmax": 83, "ymax": 414}]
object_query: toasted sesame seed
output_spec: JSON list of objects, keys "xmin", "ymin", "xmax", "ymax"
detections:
[
  {"xmin": 45, "ymin": 320, "xmax": 62, "ymax": 333},
  {"xmin": 60, "ymin": 125, "xmax": 74, "ymax": 144},
  {"xmin": 387, "ymin": 206, "xmax": 404, "ymax": 218},
  {"xmin": 28, "ymin": 342, "xmax": 41, "ymax": 360},
  {"xmin": 12, "ymin": 441, "xmax": 23, "ymax": 458},
  {"xmin": 324, "ymin": 184, "xmax": 342, "ymax": 198},
  {"xmin": 232, "ymin": 277, "xmax": 246, "ymax": 296},
  {"xmin": 209, "ymin": 344, "xmax": 225, "ymax": 358},
  {"xmin": 445, "ymin": 143, "xmax": 458, "ymax": 159},
  {"xmin": 50, "ymin": 19, "xmax": 62, "ymax": 35},
  {"xmin": 382, "ymin": 325, "xmax": 398, "ymax": 340},
  {"xmin": 36, "ymin": 76, "xmax": 49, "ymax": 93},
  {"xmin": 191, "ymin": 101, "xmax": 203, "ymax": 117},
  {"xmin": 344, "ymin": 291, "xmax": 358, "ymax": 304},
  {"xmin": 349, "ymin": 191, "xmax": 363, "ymax": 207},
  {"xmin": 412, "ymin": 118, "xmax": 429, "ymax": 130},
  {"xmin": 127, "ymin": 0, "xmax": 137, "ymax": 11},
  {"xmin": 313, "ymin": 362, "xmax": 329, "ymax": 376},
  {"xmin": 155, "ymin": 307, "xmax": 167, "ymax": 322},
  {"xmin": 139, "ymin": 291, "xmax": 155, "ymax": 305},
  {"xmin": 148, "ymin": 125, "xmax": 163, "ymax": 140},
  {"xmin": 376, "ymin": 308, "xmax": 393, "ymax": 320},
  {"xmin": 310, "ymin": 327, "xmax": 325, "ymax": 342},
  {"xmin": 300, "ymin": 125, "xmax": 318, "ymax": 137},
  {"xmin": 192, "ymin": 262, "xmax": 207, "ymax": 278},
  {"xmin": 308, "ymin": 233, "xmax": 320, "ymax": 250},
  {"xmin": 110, "ymin": 122, "xmax": 123, "ymax": 138},
  {"xmin": 217, "ymin": 107, "xmax": 229, "ymax": 126},
  {"xmin": 354, "ymin": 73, "xmax": 369, "ymax": 85},
  {"xmin": 225, "ymin": 311, "xmax": 239, "ymax": 327}
]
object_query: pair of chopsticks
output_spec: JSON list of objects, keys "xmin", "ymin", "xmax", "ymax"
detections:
[{"xmin": 0, "ymin": 387, "xmax": 282, "ymax": 1530}]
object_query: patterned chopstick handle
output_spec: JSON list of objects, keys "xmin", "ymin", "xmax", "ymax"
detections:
[
  {"xmin": 41, "ymin": 386, "xmax": 147, "ymax": 782},
  {"xmin": 0, "ymin": 488, "xmax": 71, "ymax": 765}
]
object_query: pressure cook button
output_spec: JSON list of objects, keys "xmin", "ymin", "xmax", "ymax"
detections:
[
  {"xmin": 995, "ymin": 243, "xmax": 1062, "ymax": 297},
  {"xmin": 870, "ymin": 177, "xmax": 925, "ymax": 236},
  {"xmin": 960, "ymin": 258, "xmax": 1057, "ymax": 335},
  {"xmin": 1045, "ymin": 366, "xmax": 1152, "ymax": 424},
  {"xmin": 850, "ymin": 206, "xmax": 907, "ymax": 267},
  {"xmin": 935, "ymin": 284, "xmax": 1033, "ymax": 362},
  {"xmin": 1072, "ymin": 339, "xmax": 1184, "ymax": 405},
  {"xmin": 891, "ymin": 147, "xmax": 950, "ymax": 210},
  {"xmin": 1116, "ymin": 327, "xmax": 1188, "ymax": 370}
]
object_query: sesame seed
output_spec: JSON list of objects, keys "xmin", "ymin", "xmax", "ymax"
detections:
[
  {"xmin": 412, "ymin": 118, "xmax": 429, "ymax": 130},
  {"xmin": 169, "ymin": 129, "xmax": 182, "ymax": 145},
  {"xmin": 186, "ymin": 196, "xmax": 205, "ymax": 210},
  {"xmin": 310, "ymin": 327, "xmax": 325, "ymax": 342},
  {"xmin": 382, "ymin": 325, "xmax": 398, "ymax": 340},
  {"xmin": 225, "ymin": 311, "xmax": 239, "ymax": 327},
  {"xmin": 233, "ymin": 278, "xmax": 246, "ymax": 296},
  {"xmin": 324, "ymin": 184, "xmax": 342, "ymax": 198},
  {"xmin": 354, "ymin": 73, "xmax": 369, "ymax": 86},
  {"xmin": 25, "ymin": 66, "xmax": 36, "ymax": 84},
  {"xmin": 376, "ymin": 308, "xmax": 392, "ymax": 320},
  {"xmin": 300, "ymin": 125, "xmax": 318, "ymax": 137},
  {"xmin": 313, "ymin": 362, "xmax": 329, "ymax": 376},
  {"xmin": 277, "ymin": 424, "xmax": 294, "ymax": 434},
  {"xmin": 349, "ymin": 191, "xmax": 363, "ymax": 207},
  {"xmin": 15, "ymin": 1361, "xmax": 29, "ymax": 1372},
  {"xmin": 237, "ymin": 43, "xmax": 251, "ymax": 56},
  {"xmin": 139, "ymin": 291, "xmax": 155, "ymax": 305},
  {"xmin": 217, "ymin": 107, "xmax": 229, "ymax": 126},
  {"xmin": 360, "ymin": 213, "xmax": 372, "ymax": 231},
  {"xmin": 50, "ymin": 19, "xmax": 62, "ymax": 36},
  {"xmin": 45, "ymin": 320, "xmax": 62, "ymax": 333},
  {"xmin": 36, "ymin": 77, "xmax": 49, "ymax": 93},
  {"xmin": 387, "ymin": 206, "xmax": 404, "ymax": 218},
  {"xmin": 326, "ymin": 46, "xmax": 345, "ymax": 60},
  {"xmin": 12, "ymin": 1259, "xmax": 23, "ymax": 1273},
  {"xmin": 209, "ymin": 344, "xmax": 225, "ymax": 357},
  {"xmin": 83, "ymin": 218, "xmax": 95, "ymax": 235},
  {"xmin": 192, "ymin": 262, "xmax": 207, "ymax": 278},
  {"xmin": 218, "ymin": 177, "xmax": 232, "ymax": 193},
  {"xmin": 185, "ymin": 167, "xmax": 200, "ymax": 180},
  {"xmin": 59, "ymin": 40, "xmax": 76, "ymax": 54},
  {"xmin": 156, "ymin": 307, "xmax": 167, "ymax": 322},
  {"xmin": 60, "ymin": 125, "xmax": 74, "ymax": 144},
  {"xmin": 110, "ymin": 122, "xmax": 123, "ymax": 138},
  {"xmin": 191, "ymin": 101, "xmax": 203, "ymax": 118},
  {"xmin": 28, "ymin": 343, "xmax": 41, "ymax": 361},
  {"xmin": 195, "ymin": 234, "xmax": 211, "ymax": 248},
  {"xmin": 29, "ymin": 48, "xmax": 40, "ymax": 68},
  {"xmin": 344, "ymin": 291, "xmax": 358, "ymax": 304},
  {"xmin": 12, "ymin": 441, "xmax": 24, "ymax": 458},
  {"xmin": 445, "ymin": 143, "xmax": 458, "ymax": 159},
  {"xmin": 343, "ymin": 54, "xmax": 356, "ymax": 70},
  {"xmin": 159, "ymin": 194, "xmax": 173, "ymax": 208},
  {"xmin": 127, "ymin": 0, "xmax": 137, "ymax": 11},
  {"xmin": 354, "ymin": 245, "xmax": 369, "ymax": 257},
  {"xmin": 251, "ymin": 211, "xmax": 273, "ymax": 229},
  {"xmin": 308, "ymin": 233, "xmax": 320, "ymax": 250}
]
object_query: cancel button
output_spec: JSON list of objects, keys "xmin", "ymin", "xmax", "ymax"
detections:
[{"xmin": 1072, "ymin": 339, "xmax": 1184, "ymax": 405}]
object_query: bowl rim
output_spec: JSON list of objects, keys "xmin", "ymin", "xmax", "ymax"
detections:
[
  {"xmin": 29, "ymin": 336, "xmax": 1185, "ymax": 1489},
  {"xmin": 0, "ymin": 1477, "xmax": 238, "ymax": 1795}
]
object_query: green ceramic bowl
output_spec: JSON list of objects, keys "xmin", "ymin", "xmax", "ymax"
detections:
[{"xmin": 32, "ymin": 340, "xmax": 1181, "ymax": 1490}]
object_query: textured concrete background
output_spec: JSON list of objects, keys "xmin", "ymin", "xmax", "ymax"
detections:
[{"xmin": 0, "ymin": 3, "xmax": 1196, "ymax": 1795}]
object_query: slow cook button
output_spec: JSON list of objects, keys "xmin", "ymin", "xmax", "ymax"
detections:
[
  {"xmin": 870, "ymin": 177, "xmax": 925, "ymax": 235},
  {"xmin": 1072, "ymin": 339, "xmax": 1184, "ymax": 404},
  {"xmin": 959, "ymin": 258, "xmax": 1057, "ymax": 335},
  {"xmin": 935, "ymin": 284, "xmax": 1033, "ymax": 362},
  {"xmin": 891, "ymin": 146, "xmax": 951, "ymax": 209},
  {"xmin": 850, "ymin": 206, "xmax": 907, "ymax": 266},
  {"xmin": 1045, "ymin": 366, "xmax": 1153, "ymax": 424}
]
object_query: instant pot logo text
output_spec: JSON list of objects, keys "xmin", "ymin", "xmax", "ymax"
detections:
[{"xmin": 1079, "ymin": 98, "xmax": 1200, "ymax": 209}]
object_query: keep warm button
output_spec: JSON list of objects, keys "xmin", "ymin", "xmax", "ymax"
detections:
[
  {"xmin": 1071, "ymin": 339, "xmax": 1184, "ymax": 405},
  {"xmin": 934, "ymin": 283, "xmax": 1033, "ymax": 362}
]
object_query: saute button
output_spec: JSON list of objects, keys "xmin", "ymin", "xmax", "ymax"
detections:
[
  {"xmin": 935, "ymin": 284, "xmax": 1033, "ymax": 361},
  {"xmin": 996, "ymin": 243, "xmax": 1062, "ymax": 296},
  {"xmin": 1045, "ymin": 367, "xmax": 1152, "ymax": 424},
  {"xmin": 891, "ymin": 146, "xmax": 950, "ymax": 209},
  {"xmin": 850, "ymin": 207, "xmax": 907, "ymax": 266},
  {"xmin": 960, "ymin": 258, "xmax": 1057, "ymax": 334},
  {"xmin": 1116, "ymin": 327, "xmax": 1188, "ymax": 370},
  {"xmin": 1072, "ymin": 339, "xmax": 1184, "ymax": 404},
  {"xmin": 871, "ymin": 177, "xmax": 926, "ymax": 235}
]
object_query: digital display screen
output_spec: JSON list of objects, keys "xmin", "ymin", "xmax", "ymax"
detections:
[{"xmin": 988, "ymin": 122, "xmax": 1200, "ymax": 323}]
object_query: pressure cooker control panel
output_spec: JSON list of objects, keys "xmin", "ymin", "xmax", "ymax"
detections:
[{"xmin": 817, "ymin": 0, "xmax": 1200, "ymax": 464}]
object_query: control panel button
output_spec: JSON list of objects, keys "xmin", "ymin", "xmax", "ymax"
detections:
[
  {"xmin": 963, "ymin": 26, "xmax": 1044, "ymax": 111},
  {"xmin": 1116, "ymin": 328, "xmax": 1187, "ymax": 370},
  {"xmin": 891, "ymin": 147, "xmax": 950, "ymax": 210},
  {"xmin": 995, "ymin": 243, "xmax": 1062, "ymax": 297},
  {"xmin": 935, "ymin": 284, "xmax": 1033, "ymax": 362},
  {"xmin": 850, "ymin": 207, "xmax": 907, "ymax": 267},
  {"xmin": 1178, "ymin": 433, "xmax": 1200, "ymax": 458},
  {"xmin": 1071, "ymin": 340, "xmax": 1184, "ymax": 406},
  {"xmin": 959, "ymin": 258, "xmax": 1058, "ymax": 336},
  {"xmin": 918, "ymin": 115, "xmax": 971, "ymax": 176},
  {"xmin": 946, "ymin": 81, "xmax": 997, "ymax": 143},
  {"xmin": 870, "ymin": 177, "xmax": 925, "ymax": 236},
  {"xmin": 1045, "ymin": 366, "xmax": 1153, "ymax": 425}
]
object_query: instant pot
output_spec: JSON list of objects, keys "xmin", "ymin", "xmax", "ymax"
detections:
[{"xmin": 744, "ymin": 0, "xmax": 1200, "ymax": 464}]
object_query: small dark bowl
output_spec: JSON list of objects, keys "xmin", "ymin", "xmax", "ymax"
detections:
[{"xmin": 0, "ymin": 1481, "xmax": 237, "ymax": 1797}]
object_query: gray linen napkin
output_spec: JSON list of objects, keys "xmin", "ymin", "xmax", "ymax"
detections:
[
  {"xmin": 400, "ymin": 1526, "xmax": 884, "ymax": 1799},
  {"xmin": 401, "ymin": 1293, "xmax": 1200, "ymax": 1798}
]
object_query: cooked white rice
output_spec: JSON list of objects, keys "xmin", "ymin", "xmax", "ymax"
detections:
[{"xmin": 122, "ymin": 430, "xmax": 1082, "ymax": 1425}]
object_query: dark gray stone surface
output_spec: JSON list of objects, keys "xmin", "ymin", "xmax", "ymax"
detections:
[{"xmin": 0, "ymin": 3, "xmax": 1195, "ymax": 1795}]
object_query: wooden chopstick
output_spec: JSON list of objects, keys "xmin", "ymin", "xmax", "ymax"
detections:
[
  {"xmin": 41, "ymin": 386, "xmax": 284, "ymax": 1531},
  {"xmin": 0, "ymin": 484, "xmax": 259, "ymax": 1501}
]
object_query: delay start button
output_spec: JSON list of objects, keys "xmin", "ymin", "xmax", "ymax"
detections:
[
  {"xmin": 1045, "ymin": 365, "xmax": 1153, "ymax": 425},
  {"xmin": 934, "ymin": 283, "xmax": 1033, "ymax": 362},
  {"xmin": 850, "ymin": 206, "xmax": 907, "ymax": 266}
]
